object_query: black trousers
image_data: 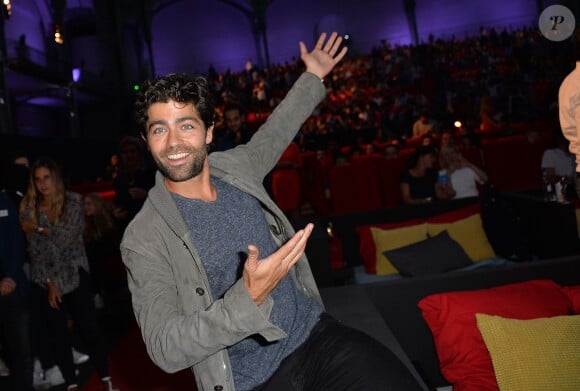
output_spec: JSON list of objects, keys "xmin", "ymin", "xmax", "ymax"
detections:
[
  {"xmin": 0, "ymin": 295, "xmax": 34, "ymax": 391},
  {"xmin": 253, "ymin": 313, "xmax": 424, "ymax": 391},
  {"xmin": 30, "ymin": 269, "xmax": 108, "ymax": 386}
]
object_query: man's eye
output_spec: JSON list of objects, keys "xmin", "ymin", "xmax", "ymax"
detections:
[
  {"xmin": 151, "ymin": 127, "xmax": 165, "ymax": 135},
  {"xmin": 182, "ymin": 124, "xmax": 194, "ymax": 130}
]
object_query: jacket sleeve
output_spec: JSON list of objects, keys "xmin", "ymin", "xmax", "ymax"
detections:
[
  {"xmin": 121, "ymin": 227, "xmax": 285, "ymax": 373},
  {"xmin": 210, "ymin": 72, "xmax": 326, "ymax": 181}
]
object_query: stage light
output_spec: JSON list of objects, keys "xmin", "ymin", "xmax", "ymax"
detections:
[
  {"xmin": 54, "ymin": 25, "xmax": 63, "ymax": 44},
  {"xmin": 72, "ymin": 68, "xmax": 81, "ymax": 83},
  {"xmin": 454, "ymin": 120, "xmax": 462, "ymax": 128},
  {"xmin": 133, "ymin": 84, "xmax": 140, "ymax": 91},
  {"xmin": 2, "ymin": 0, "xmax": 11, "ymax": 19}
]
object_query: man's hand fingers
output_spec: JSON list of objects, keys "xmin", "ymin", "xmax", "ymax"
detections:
[
  {"xmin": 334, "ymin": 46, "xmax": 348, "ymax": 63},
  {"xmin": 314, "ymin": 32, "xmax": 327, "ymax": 50},
  {"xmin": 323, "ymin": 32, "xmax": 338, "ymax": 52},
  {"xmin": 246, "ymin": 245, "xmax": 260, "ymax": 269},
  {"xmin": 299, "ymin": 41, "xmax": 307, "ymax": 59},
  {"xmin": 281, "ymin": 224, "xmax": 314, "ymax": 269},
  {"xmin": 327, "ymin": 33, "xmax": 342, "ymax": 56}
]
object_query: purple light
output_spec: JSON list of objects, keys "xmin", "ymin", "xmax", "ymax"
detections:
[{"xmin": 72, "ymin": 68, "xmax": 81, "ymax": 83}]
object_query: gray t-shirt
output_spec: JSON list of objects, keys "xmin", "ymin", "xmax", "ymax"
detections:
[{"xmin": 173, "ymin": 177, "xmax": 322, "ymax": 390}]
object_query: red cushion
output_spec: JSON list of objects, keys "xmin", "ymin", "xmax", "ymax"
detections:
[
  {"xmin": 355, "ymin": 219, "xmax": 423, "ymax": 274},
  {"xmin": 426, "ymin": 203, "xmax": 481, "ymax": 224},
  {"xmin": 562, "ymin": 285, "xmax": 580, "ymax": 314},
  {"xmin": 418, "ymin": 279, "xmax": 571, "ymax": 391}
]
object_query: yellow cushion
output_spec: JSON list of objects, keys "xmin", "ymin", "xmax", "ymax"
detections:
[
  {"xmin": 427, "ymin": 214, "xmax": 495, "ymax": 262},
  {"xmin": 476, "ymin": 313, "xmax": 580, "ymax": 391},
  {"xmin": 371, "ymin": 224, "xmax": 428, "ymax": 275}
]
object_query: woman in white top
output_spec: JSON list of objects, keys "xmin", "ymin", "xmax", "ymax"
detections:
[{"xmin": 439, "ymin": 145, "xmax": 488, "ymax": 199}]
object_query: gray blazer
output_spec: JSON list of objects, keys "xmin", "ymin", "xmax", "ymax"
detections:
[{"xmin": 121, "ymin": 72, "xmax": 326, "ymax": 391}]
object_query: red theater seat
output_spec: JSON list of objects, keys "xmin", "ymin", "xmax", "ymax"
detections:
[
  {"xmin": 328, "ymin": 157, "xmax": 382, "ymax": 215},
  {"xmin": 378, "ymin": 155, "xmax": 411, "ymax": 208},
  {"xmin": 271, "ymin": 168, "xmax": 302, "ymax": 213},
  {"xmin": 482, "ymin": 136, "xmax": 545, "ymax": 192}
]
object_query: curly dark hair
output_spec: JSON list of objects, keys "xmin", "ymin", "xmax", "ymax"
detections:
[{"xmin": 134, "ymin": 73, "xmax": 216, "ymax": 134}]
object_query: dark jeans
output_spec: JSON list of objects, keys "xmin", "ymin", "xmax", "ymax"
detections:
[
  {"xmin": 30, "ymin": 269, "xmax": 108, "ymax": 386},
  {"xmin": 253, "ymin": 313, "xmax": 424, "ymax": 391},
  {"xmin": 0, "ymin": 295, "xmax": 34, "ymax": 391}
]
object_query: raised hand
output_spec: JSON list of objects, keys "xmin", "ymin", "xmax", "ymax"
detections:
[
  {"xmin": 243, "ymin": 223, "xmax": 314, "ymax": 305},
  {"xmin": 300, "ymin": 32, "xmax": 348, "ymax": 80}
]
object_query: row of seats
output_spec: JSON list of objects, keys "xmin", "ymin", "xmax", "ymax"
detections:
[
  {"xmin": 69, "ymin": 131, "xmax": 554, "ymax": 218},
  {"xmin": 272, "ymin": 133, "xmax": 553, "ymax": 216}
]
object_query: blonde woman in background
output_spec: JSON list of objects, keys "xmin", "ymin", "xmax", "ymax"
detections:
[
  {"xmin": 19, "ymin": 157, "xmax": 119, "ymax": 391},
  {"xmin": 439, "ymin": 145, "xmax": 488, "ymax": 199}
]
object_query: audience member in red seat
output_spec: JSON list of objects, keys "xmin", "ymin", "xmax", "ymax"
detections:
[
  {"xmin": 400, "ymin": 145, "xmax": 455, "ymax": 205},
  {"xmin": 541, "ymin": 131, "xmax": 575, "ymax": 184},
  {"xmin": 439, "ymin": 145, "xmax": 488, "ymax": 199},
  {"xmin": 83, "ymin": 192, "xmax": 122, "ymax": 310},
  {"xmin": 212, "ymin": 103, "xmax": 254, "ymax": 152},
  {"xmin": 19, "ymin": 157, "xmax": 119, "ymax": 391},
  {"xmin": 439, "ymin": 129, "xmax": 456, "ymax": 149},
  {"xmin": 112, "ymin": 136, "xmax": 154, "ymax": 230},
  {"xmin": 102, "ymin": 153, "xmax": 119, "ymax": 181},
  {"xmin": 412, "ymin": 112, "xmax": 435, "ymax": 138}
]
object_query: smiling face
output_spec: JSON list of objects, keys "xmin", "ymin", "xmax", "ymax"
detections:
[{"xmin": 145, "ymin": 100, "xmax": 213, "ymax": 187}]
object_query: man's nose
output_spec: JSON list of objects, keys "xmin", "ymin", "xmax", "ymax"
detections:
[{"xmin": 166, "ymin": 128, "xmax": 180, "ymax": 145}]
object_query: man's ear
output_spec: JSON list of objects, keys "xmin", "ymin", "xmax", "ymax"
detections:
[{"xmin": 206, "ymin": 123, "xmax": 214, "ymax": 145}]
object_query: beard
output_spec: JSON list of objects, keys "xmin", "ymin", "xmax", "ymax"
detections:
[{"xmin": 153, "ymin": 144, "xmax": 207, "ymax": 182}]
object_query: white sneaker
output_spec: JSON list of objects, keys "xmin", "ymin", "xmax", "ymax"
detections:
[
  {"xmin": 0, "ymin": 356, "xmax": 9, "ymax": 376},
  {"xmin": 33, "ymin": 357, "xmax": 42, "ymax": 375},
  {"xmin": 101, "ymin": 376, "xmax": 120, "ymax": 391},
  {"xmin": 33, "ymin": 358, "xmax": 49, "ymax": 388},
  {"xmin": 44, "ymin": 365, "xmax": 65, "ymax": 386},
  {"xmin": 72, "ymin": 348, "xmax": 90, "ymax": 365}
]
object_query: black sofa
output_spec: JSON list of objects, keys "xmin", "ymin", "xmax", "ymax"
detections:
[{"xmin": 321, "ymin": 255, "xmax": 580, "ymax": 390}]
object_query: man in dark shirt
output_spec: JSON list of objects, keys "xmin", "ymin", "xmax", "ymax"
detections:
[
  {"xmin": 0, "ymin": 191, "xmax": 34, "ymax": 391},
  {"xmin": 212, "ymin": 103, "xmax": 254, "ymax": 151}
]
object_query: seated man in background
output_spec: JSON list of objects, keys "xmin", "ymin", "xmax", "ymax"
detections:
[
  {"xmin": 412, "ymin": 112, "xmax": 435, "ymax": 138},
  {"xmin": 212, "ymin": 103, "xmax": 254, "ymax": 151},
  {"xmin": 541, "ymin": 131, "xmax": 575, "ymax": 184}
]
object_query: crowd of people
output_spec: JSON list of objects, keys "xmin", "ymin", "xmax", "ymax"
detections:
[
  {"xmin": 203, "ymin": 25, "xmax": 572, "ymax": 155},
  {"xmin": 0, "ymin": 23, "xmax": 577, "ymax": 391}
]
